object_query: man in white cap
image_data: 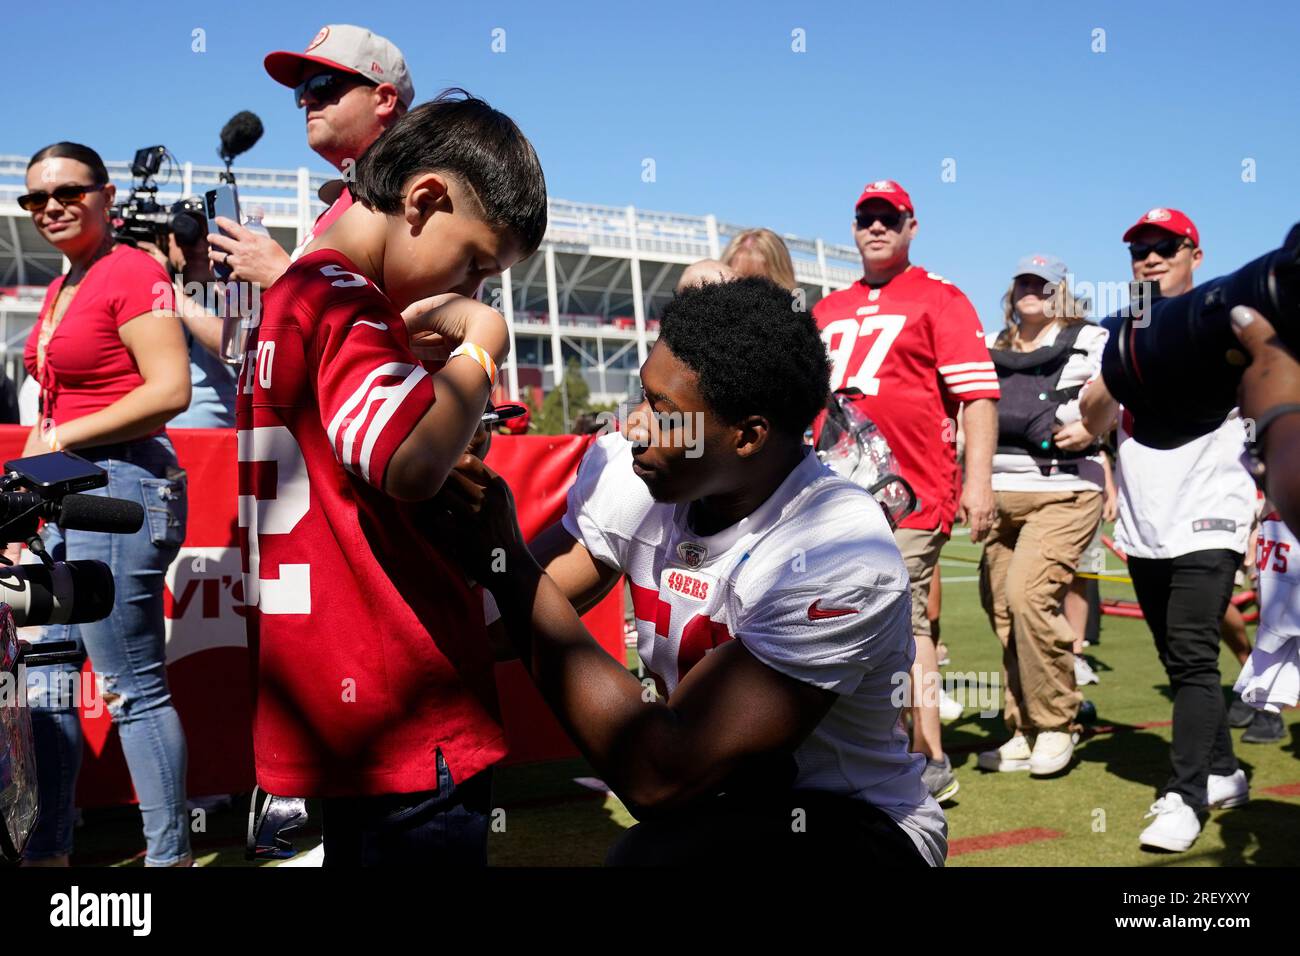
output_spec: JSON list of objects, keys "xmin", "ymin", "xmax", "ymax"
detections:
[{"xmin": 208, "ymin": 24, "xmax": 414, "ymax": 287}]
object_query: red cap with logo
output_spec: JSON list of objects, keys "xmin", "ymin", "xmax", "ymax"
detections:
[
  {"xmin": 1122, "ymin": 207, "xmax": 1199, "ymax": 247},
  {"xmin": 855, "ymin": 180, "xmax": 914, "ymax": 214},
  {"xmin": 265, "ymin": 24, "xmax": 414, "ymax": 107}
]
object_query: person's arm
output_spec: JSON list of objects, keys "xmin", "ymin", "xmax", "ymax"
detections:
[
  {"xmin": 1231, "ymin": 305, "xmax": 1300, "ymax": 536},
  {"xmin": 529, "ymin": 520, "xmax": 623, "ymax": 614},
  {"xmin": 49, "ymin": 310, "xmax": 191, "ymax": 450},
  {"xmin": 172, "ymin": 285, "xmax": 226, "ymax": 358},
  {"xmin": 1080, "ymin": 375, "xmax": 1120, "ymax": 437},
  {"xmin": 959, "ymin": 398, "xmax": 997, "ymax": 542},
  {"xmin": 1101, "ymin": 450, "xmax": 1118, "ymax": 523},
  {"xmin": 383, "ymin": 299, "xmax": 510, "ymax": 501}
]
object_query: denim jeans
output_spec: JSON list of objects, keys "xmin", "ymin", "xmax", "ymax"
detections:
[
  {"xmin": 23, "ymin": 436, "xmax": 191, "ymax": 865},
  {"xmin": 321, "ymin": 752, "xmax": 493, "ymax": 867}
]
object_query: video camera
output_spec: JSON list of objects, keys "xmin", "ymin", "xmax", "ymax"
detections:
[
  {"xmin": 0, "ymin": 452, "xmax": 145, "ymax": 864},
  {"xmin": 1099, "ymin": 223, "xmax": 1300, "ymax": 449}
]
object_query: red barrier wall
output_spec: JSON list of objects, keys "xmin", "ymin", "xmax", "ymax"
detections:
[{"xmin": 0, "ymin": 426, "xmax": 621, "ymax": 804}]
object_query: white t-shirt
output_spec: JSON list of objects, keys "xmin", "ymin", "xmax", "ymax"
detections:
[
  {"xmin": 986, "ymin": 323, "xmax": 1109, "ymax": 493},
  {"xmin": 1114, "ymin": 410, "xmax": 1256, "ymax": 559},
  {"xmin": 562, "ymin": 433, "xmax": 948, "ymax": 865}
]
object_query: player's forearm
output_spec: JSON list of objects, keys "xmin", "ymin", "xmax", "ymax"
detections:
[
  {"xmin": 960, "ymin": 399, "xmax": 998, "ymax": 483},
  {"xmin": 489, "ymin": 560, "xmax": 705, "ymax": 810}
]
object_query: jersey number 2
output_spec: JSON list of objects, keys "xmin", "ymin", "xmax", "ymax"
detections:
[
  {"xmin": 238, "ymin": 425, "xmax": 312, "ymax": 614},
  {"xmin": 821, "ymin": 312, "xmax": 906, "ymax": 395}
]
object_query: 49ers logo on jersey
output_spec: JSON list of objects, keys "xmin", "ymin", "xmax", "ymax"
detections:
[{"xmin": 664, "ymin": 569, "xmax": 710, "ymax": 602}]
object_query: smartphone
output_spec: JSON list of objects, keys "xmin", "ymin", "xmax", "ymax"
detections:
[
  {"xmin": 204, "ymin": 184, "xmax": 241, "ymax": 280},
  {"xmin": 5, "ymin": 452, "xmax": 106, "ymax": 495}
]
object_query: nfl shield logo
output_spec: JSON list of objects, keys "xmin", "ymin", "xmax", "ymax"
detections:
[{"xmin": 677, "ymin": 542, "xmax": 707, "ymax": 569}]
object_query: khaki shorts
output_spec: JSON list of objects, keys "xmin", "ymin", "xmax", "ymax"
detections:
[{"xmin": 893, "ymin": 526, "xmax": 950, "ymax": 639}]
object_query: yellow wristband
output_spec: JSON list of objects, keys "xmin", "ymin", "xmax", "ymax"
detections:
[{"xmin": 448, "ymin": 343, "xmax": 498, "ymax": 388}]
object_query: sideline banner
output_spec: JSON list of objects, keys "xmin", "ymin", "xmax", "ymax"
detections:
[{"xmin": 0, "ymin": 427, "xmax": 621, "ymax": 804}]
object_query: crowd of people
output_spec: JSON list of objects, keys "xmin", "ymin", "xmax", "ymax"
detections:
[{"xmin": 10, "ymin": 20, "xmax": 1300, "ymax": 868}]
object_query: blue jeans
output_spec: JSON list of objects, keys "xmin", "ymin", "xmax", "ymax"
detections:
[{"xmin": 23, "ymin": 436, "xmax": 191, "ymax": 865}]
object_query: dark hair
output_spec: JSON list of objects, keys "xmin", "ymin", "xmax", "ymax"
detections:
[
  {"xmin": 352, "ymin": 88, "xmax": 548, "ymax": 256},
  {"xmin": 658, "ymin": 277, "xmax": 830, "ymax": 438},
  {"xmin": 27, "ymin": 142, "xmax": 110, "ymax": 185}
]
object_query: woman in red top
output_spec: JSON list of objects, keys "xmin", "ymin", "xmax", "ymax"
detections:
[{"xmin": 18, "ymin": 142, "xmax": 192, "ymax": 866}]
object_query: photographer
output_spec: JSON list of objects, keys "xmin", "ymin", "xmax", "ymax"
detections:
[
  {"xmin": 1082, "ymin": 208, "xmax": 1254, "ymax": 851},
  {"xmin": 208, "ymin": 24, "xmax": 413, "ymax": 286},
  {"xmin": 17, "ymin": 142, "xmax": 192, "ymax": 866},
  {"xmin": 142, "ymin": 205, "xmax": 238, "ymax": 427},
  {"xmin": 976, "ymin": 256, "xmax": 1105, "ymax": 778}
]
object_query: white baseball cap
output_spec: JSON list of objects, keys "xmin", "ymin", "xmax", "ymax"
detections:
[{"xmin": 265, "ymin": 24, "xmax": 414, "ymax": 107}]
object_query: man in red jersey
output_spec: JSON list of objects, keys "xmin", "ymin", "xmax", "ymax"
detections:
[
  {"xmin": 813, "ymin": 180, "xmax": 999, "ymax": 803},
  {"xmin": 237, "ymin": 91, "xmax": 547, "ymax": 866}
]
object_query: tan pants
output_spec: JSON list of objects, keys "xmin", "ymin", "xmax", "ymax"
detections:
[
  {"xmin": 979, "ymin": 489, "xmax": 1103, "ymax": 734},
  {"xmin": 894, "ymin": 527, "xmax": 949, "ymax": 639}
]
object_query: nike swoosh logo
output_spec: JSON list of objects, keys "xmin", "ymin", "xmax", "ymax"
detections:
[{"xmin": 808, "ymin": 600, "xmax": 859, "ymax": 620}]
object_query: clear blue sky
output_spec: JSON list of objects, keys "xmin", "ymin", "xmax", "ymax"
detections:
[{"xmin": 5, "ymin": 0, "xmax": 1297, "ymax": 326}]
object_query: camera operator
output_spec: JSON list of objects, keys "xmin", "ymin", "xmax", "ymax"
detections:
[
  {"xmin": 207, "ymin": 24, "xmax": 413, "ymax": 287},
  {"xmin": 17, "ymin": 142, "xmax": 192, "ymax": 867},
  {"xmin": 1233, "ymin": 306, "xmax": 1300, "ymax": 535},
  {"xmin": 139, "ymin": 205, "xmax": 238, "ymax": 427},
  {"xmin": 1081, "ymin": 208, "xmax": 1255, "ymax": 851}
]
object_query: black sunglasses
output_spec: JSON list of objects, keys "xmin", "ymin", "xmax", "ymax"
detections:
[
  {"xmin": 855, "ymin": 208, "xmax": 907, "ymax": 231},
  {"xmin": 1128, "ymin": 236, "xmax": 1190, "ymax": 261},
  {"xmin": 18, "ymin": 182, "xmax": 106, "ymax": 212},
  {"xmin": 294, "ymin": 70, "xmax": 374, "ymax": 108}
]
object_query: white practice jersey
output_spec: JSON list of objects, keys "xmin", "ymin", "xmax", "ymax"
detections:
[
  {"xmin": 1234, "ymin": 514, "xmax": 1300, "ymax": 711},
  {"xmin": 1114, "ymin": 410, "xmax": 1256, "ymax": 559},
  {"xmin": 562, "ymin": 433, "xmax": 947, "ymax": 865}
]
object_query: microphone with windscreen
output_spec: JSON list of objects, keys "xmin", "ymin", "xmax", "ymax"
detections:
[{"xmin": 218, "ymin": 111, "xmax": 264, "ymax": 179}]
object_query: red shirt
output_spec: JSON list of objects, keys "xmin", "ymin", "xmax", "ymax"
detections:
[
  {"xmin": 236, "ymin": 248, "xmax": 505, "ymax": 797},
  {"xmin": 24, "ymin": 244, "xmax": 171, "ymax": 432},
  {"xmin": 813, "ymin": 266, "xmax": 999, "ymax": 533}
]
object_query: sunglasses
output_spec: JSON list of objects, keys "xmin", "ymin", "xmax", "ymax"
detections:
[
  {"xmin": 1128, "ymin": 236, "xmax": 1191, "ymax": 261},
  {"xmin": 855, "ymin": 209, "xmax": 907, "ymax": 231},
  {"xmin": 18, "ymin": 182, "xmax": 106, "ymax": 212},
  {"xmin": 294, "ymin": 70, "xmax": 374, "ymax": 108}
]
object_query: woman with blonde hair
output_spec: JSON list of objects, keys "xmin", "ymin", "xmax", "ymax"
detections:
[
  {"xmin": 720, "ymin": 227, "xmax": 797, "ymax": 291},
  {"xmin": 976, "ymin": 254, "xmax": 1107, "ymax": 778}
]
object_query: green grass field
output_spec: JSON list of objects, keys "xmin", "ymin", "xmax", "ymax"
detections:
[{"xmin": 71, "ymin": 531, "xmax": 1300, "ymax": 867}]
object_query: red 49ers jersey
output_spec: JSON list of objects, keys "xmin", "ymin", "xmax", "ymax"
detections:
[
  {"xmin": 562, "ymin": 434, "xmax": 948, "ymax": 864},
  {"xmin": 235, "ymin": 249, "xmax": 505, "ymax": 798},
  {"xmin": 813, "ymin": 266, "xmax": 999, "ymax": 533}
]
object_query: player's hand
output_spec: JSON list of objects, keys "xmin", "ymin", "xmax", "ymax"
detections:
[
  {"xmin": 1103, "ymin": 487, "xmax": 1118, "ymax": 524},
  {"xmin": 1051, "ymin": 420, "xmax": 1095, "ymax": 452},
  {"xmin": 961, "ymin": 480, "xmax": 996, "ymax": 543},
  {"xmin": 401, "ymin": 295, "xmax": 509, "ymax": 366},
  {"xmin": 1232, "ymin": 306, "xmax": 1300, "ymax": 424},
  {"xmin": 207, "ymin": 217, "xmax": 290, "ymax": 288},
  {"xmin": 439, "ymin": 456, "xmax": 530, "ymax": 579}
]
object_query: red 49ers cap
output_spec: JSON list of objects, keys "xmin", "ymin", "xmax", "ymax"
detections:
[
  {"xmin": 1122, "ymin": 207, "xmax": 1199, "ymax": 247},
  {"xmin": 265, "ymin": 24, "xmax": 414, "ymax": 108},
  {"xmin": 855, "ymin": 179, "xmax": 914, "ymax": 214}
]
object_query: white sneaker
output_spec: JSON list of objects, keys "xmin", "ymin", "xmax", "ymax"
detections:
[
  {"xmin": 1074, "ymin": 655, "xmax": 1099, "ymax": 686},
  {"xmin": 977, "ymin": 735, "xmax": 1032, "ymax": 772},
  {"xmin": 938, "ymin": 688, "xmax": 964, "ymax": 721},
  {"xmin": 1139, "ymin": 792, "xmax": 1201, "ymax": 852},
  {"xmin": 1029, "ymin": 730, "xmax": 1075, "ymax": 776},
  {"xmin": 1207, "ymin": 769, "xmax": 1250, "ymax": 809}
]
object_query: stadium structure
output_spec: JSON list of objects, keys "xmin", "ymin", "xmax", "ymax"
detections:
[{"xmin": 0, "ymin": 154, "xmax": 863, "ymax": 415}]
